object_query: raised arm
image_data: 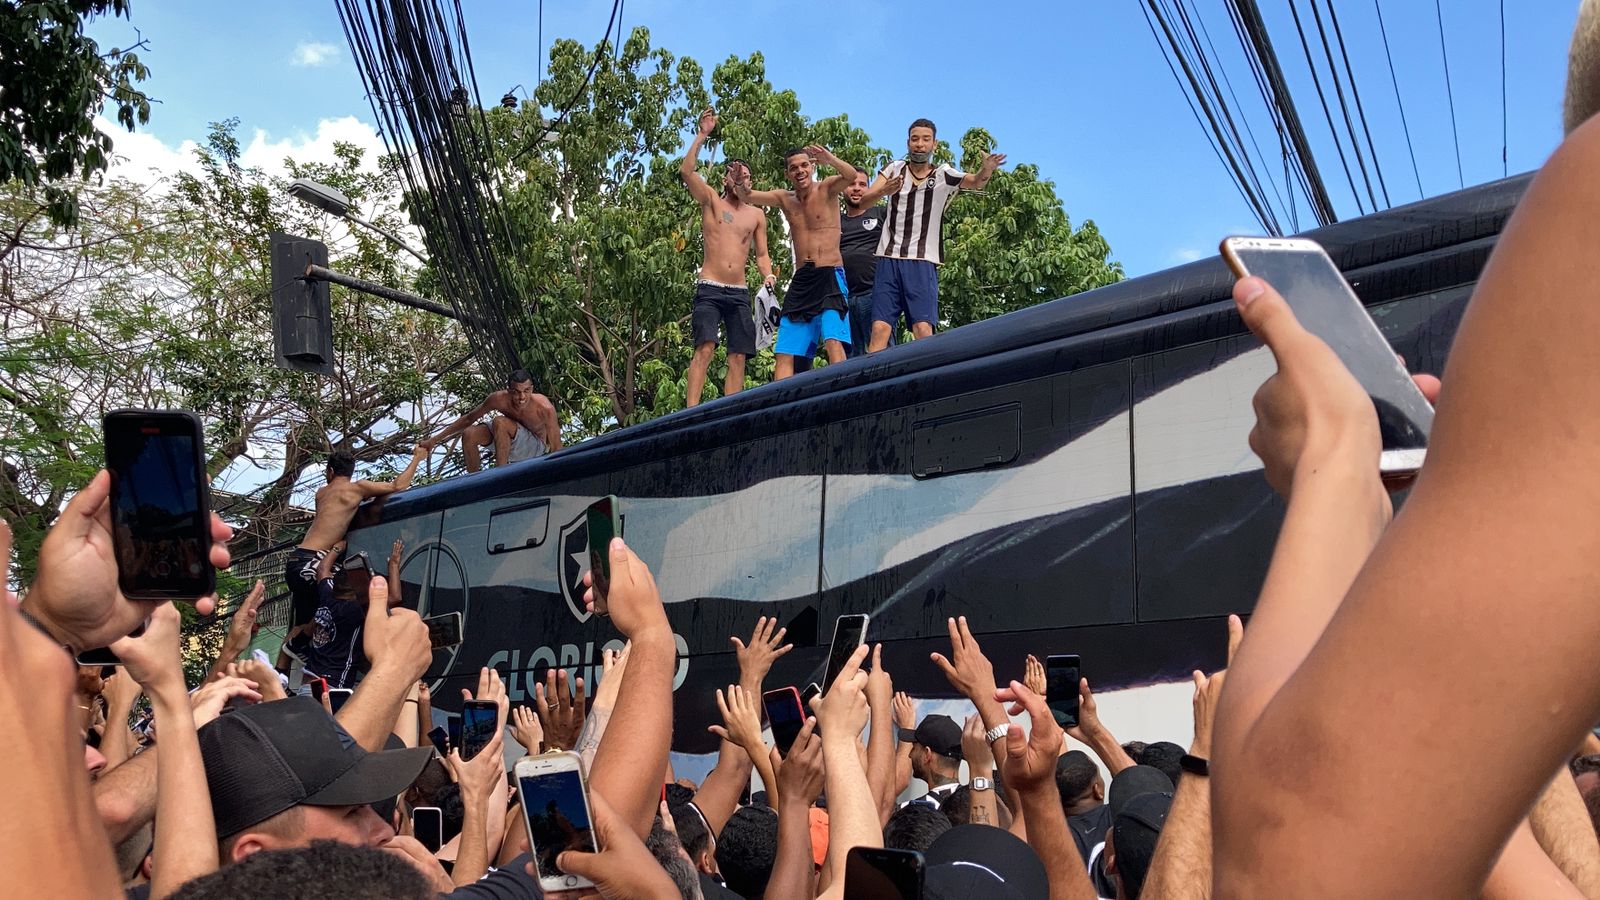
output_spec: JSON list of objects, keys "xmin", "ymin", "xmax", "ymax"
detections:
[
  {"xmin": 731, "ymin": 177, "xmax": 788, "ymax": 209},
  {"xmin": 860, "ymin": 169, "xmax": 904, "ymax": 206},
  {"xmin": 420, "ymin": 398, "xmax": 496, "ymax": 453},
  {"xmin": 807, "ymin": 144, "xmax": 857, "ymax": 195},
  {"xmin": 1068, "ymin": 677, "xmax": 1136, "ymax": 775},
  {"xmin": 202, "ymin": 580, "xmax": 266, "ymax": 685},
  {"xmin": 709, "ymin": 685, "xmax": 779, "ymax": 809},
  {"xmin": 680, "ymin": 108, "xmax": 719, "ymax": 206},
  {"xmin": 960, "ymin": 153, "xmax": 1006, "ymax": 191},
  {"xmin": 1139, "ymin": 668, "xmax": 1224, "ymax": 900},
  {"xmin": 864, "ymin": 645, "xmax": 900, "ymax": 823},
  {"xmin": 993, "ymin": 679, "xmax": 1098, "ymax": 900},
  {"xmin": 343, "ymin": 576, "xmax": 431, "ymax": 750},
  {"xmin": 1529, "ymin": 765, "xmax": 1600, "ymax": 897},
  {"xmin": 813, "ymin": 644, "xmax": 881, "ymax": 900},
  {"xmin": 357, "ymin": 444, "xmax": 427, "ymax": 497},
  {"xmin": 769, "ymin": 719, "xmax": 824, "ymax": 900}
]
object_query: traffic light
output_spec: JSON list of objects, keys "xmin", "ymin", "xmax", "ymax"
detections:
[{"xmin": 269, "ymin": 232, "xmax": 334, "ymax": 375}]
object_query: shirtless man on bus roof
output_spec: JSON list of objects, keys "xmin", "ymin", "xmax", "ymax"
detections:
[
  {"xmin": 285, "ymin": 445, "xmax": 426, "ymax": 632},
  {"xmin": 419, "ymin": 368, "xmax": 562, "ymax": 471},
  {"xmin": 736, "ymin": 145, "xmax": 863, "ymax": 380},
  {"xmin": 681, "ymin": 108, "xmax": 775, "ymax": 406}
]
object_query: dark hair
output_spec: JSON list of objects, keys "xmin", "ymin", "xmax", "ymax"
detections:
[
  {"xmin": 783, "ymin": 147, "xmax": 810, "ymax": 166},
  {"xmin": 715, "ymin": 806, "xmax": 779, "ymax": 899},
  {"xmin": 435, "ymin": 782, "xmax": 465, "ymax": 845},
  {"xmin": 670, "ymin": 801, "xmax": 711, "ymax": 861},
  {"xmin": 507, "ymin": 368, "xmax": 533, "ymax": 387},
  {"xmin": 1055, "ymin": 750, "xmax": 1100, "ymax": 807},
  {"xmin": 1572, "ymin": 754, "xmax": 1600, "ymax": 777},
  {"xmin": 170, "ymin": 841, "xmax": 432, "ymax": 899},
  {"xmin": 647, "ymin": 816, "xmax": 700, "ymax": 900},
  {"xmin": 884, "ymin": 802, "xmax": 952, "ymax": 853},
  {"xmin": 665, "ymin": 783, "xmax": 695, "ymax": 808},
  {"xmin": 1121, "ymin": 740, "xmax": 1149, "ymax": 761},
  {"xmin": 1138, "ymin": 741, "xmax": 1186, "ymax": 786},
  {"xmin": 908, "ymin": 118, "xmax": 937, "ymax": 136},
  {"xmin": 326, "ymin": 451, "xmax": 356, "ymax": 479}
]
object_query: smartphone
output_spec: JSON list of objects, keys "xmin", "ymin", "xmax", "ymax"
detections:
[
  {"xmin": 460, "ymin": 700, "xmax": 498, "ymax": 761},
  {"xmin": 447, "ymin": 714, "xmax": 462, "ymax": 752},
  {"xmin": 412, "ymin": 806, "xmax": 444, "ymax": 853},
  {"xmin": 1220, "ymin": 236, "xmax": 1434, "ymax": 475},
  {"xmin": 328, "ymin": 688, "xmax": 353, "ymax": 714},
  {"xmin": 1046, "ymin": 654, "xmax": 1081, "ymax": 728},
  {"xmin": 308, "ymin": 677, "xmax": 329, "ymax": 702},
  {"xmin": 821, "ymin": 614, "xmax": 870, "ymax": 694},
  {"xmin": 102, "ymin": 409, "xmax": 215, "ymax": 600},
  {"xmin": 341, "ymin": 552, "xmax": 372, "ymax": 597},
  {"xmin": 845, "ymin": 846, "xmax": 925, "ymax": 900},
  {"xmin": 424, "ymin": 612, "xmax": 464, "ymax": 649},
  {"xmin": 800, "ymin": 682, "xmax": 821, "ymax": 706},
  {"xmin": 427, "ymin": 725, "xmax": 450, "ymax": 755},
  {"xmin": 516, "ymin": 752, "xmax": 599, "ymax": 892},
  {"xmin": 763, "ymin": 686, "xmax": 806, "ymax": 757},
  {"xmin": 77, "ymin": 647, "xmax": 123, "ymax": 666},
  {"xmin": 586, "ymin": 495, "xmax": 621, "ymax": 604}
]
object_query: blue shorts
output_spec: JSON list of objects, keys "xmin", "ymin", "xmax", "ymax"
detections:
[
  {"xmin": 775, "ymin": 309, "xmax": 850, "ymax": 358},
  {"xmin": 871, "ymin": 257, "xmax": 939, "ymax": 329}
]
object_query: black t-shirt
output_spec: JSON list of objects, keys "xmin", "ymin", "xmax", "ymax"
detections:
[
  {"xmin": 442, "ymin": 852, "xmax": 544, "ymax": 899},
  {"xmin": 300, "ymin": 580, "xmax": 367, "ymax": 688},
  {"xmin": 839, "ymin": 205, "xmax": 888, "ymax": 296},
  {"xmin": 1068, "ymin": 803, "xmax": 1112, "ymax": 865}
]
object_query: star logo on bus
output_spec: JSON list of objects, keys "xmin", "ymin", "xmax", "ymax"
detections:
[{"xmin": 557, "ymin": 512, "xmax": 592, "ymax": 623}]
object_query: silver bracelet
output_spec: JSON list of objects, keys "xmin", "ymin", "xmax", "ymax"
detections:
[{"xmin": 984, "ymin": 723, "xmax": 1010, "ymax": 744}]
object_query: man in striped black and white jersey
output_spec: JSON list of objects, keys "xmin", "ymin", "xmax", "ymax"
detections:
[{"xmin": 866, "ymin": 118, "xmax": 1005, "ymax": 353}]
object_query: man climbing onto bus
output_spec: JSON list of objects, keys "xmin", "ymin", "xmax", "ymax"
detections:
[
  {"xmin": 681, "ymin": 108, "xmax": 776, "ymax": 406},
  {"xmin": 418, "ymin": 368, "xmax": 562, "ymax": 471},
  {"xmin": 735, "ymin": 145, "xmax": 858, "ymax": 379},
  {"xmin": 867, "ymin": 119, "xmax": 1005, "ymax": 352}
]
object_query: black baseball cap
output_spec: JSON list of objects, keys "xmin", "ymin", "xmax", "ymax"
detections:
[
  {"xmin": 924, "ymin": 824, "xmax": 1047, "ymax": 900},
  {"xmin": 199, "ymin": 697, "xmax": 433, "ymax": 837},
  {"xmin": 913, "ymin": 714, "xmax": 964, "ymax": 760},
  {"xmin": 1109, "ymin": 791, "xmax": 1173, "ymax": 894},
  {"xmin": 1108, "ymin": 764, "xmax": 1174, "ymax": 818}
]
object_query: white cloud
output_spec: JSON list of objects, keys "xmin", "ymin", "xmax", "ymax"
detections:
[
  {"xmin": 1171, "ymin": 247, "xmax": 1205, "ymax": 263},
  {"xmin": 291, "ymin": 41, "xmax": 340, "ymax": 68},
  {"xmin": 98, "ymin": 115, "xmax": 389, "ymax": 185}
]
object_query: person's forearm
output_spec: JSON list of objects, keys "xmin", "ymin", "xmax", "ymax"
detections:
[
  {"xmin": 1530, "ymin": 770, "xmax": 1600, "ymax": 897},
  {"xmin": 575, "ymin": 707, "xmax": 612, "ymax": 770},
  {"xmin": 694, "ymin": 740, "xmax": 753, "ymax": 835},
  {"xmin": 589, "ymin": 627, "xmax": 674, "ymax": 838},
  {"xmin": 417, "ymin": 692, "xmax": 432, "ymax": 739},
  {"xmin": 1019, "ymin": 787, "xmax": 1097, "ymax": 900},
  {"xmin": 203, "ymin": 632, "xmax": 249, "ymax": 685},
  {"xmin": 866, "ymin": 705, "xmax": 895, "ymax": 821},
  {"xmin": 1484, "ymin": 820, "xmax": 1588, "ymax": 900},
  {"xmin": 820, "ymin": 151, "xmax": 855, "ymax": 184},
  {"xmin": 681, "ymin": 132, "xmax": 705, "ymax": 175},
  {"xmin": 821, "ymin": 736, "xmax": 882, "ymax": 880},
  {"xmin": 756, "ymin": 253, "xmax": 773, "ymax": 282},
  {"xmin": 95, "ymin": 748, "xmax": 158, "ymax": 844},
  {"xmin": 147, "ymin": 684, "xmax": 216, "ymax": 899},
  {"xmin": 453, "ymin": 783, "xmax": 492, "ymax": 886},
  {"xmin": 894, "ymin": 746, "xmax": 912, "ymax": 800},
  {"xmin": 393, "ymin": 688, "xmax": 420, "ymax": 748},
  {"xmin": 1139, "ymin": 771, "xmax": 1211, "ymax": 900},
  {"xmin": 1077, "ymin": 723, "xmax": 1136, "ymax": 775},
  {"xmin": 967, "ymin": 767, "xmax": 1000, "ymax": 828},
  {"xmin": 393, "ymin": 453, "xmax": 424, "ymax": 492},
  {"xmin": 769, "ymin": 795, "xmax": 818, "ymax": 900},
  {"xmin": 745, "ymin": 740, "xmax": 781, "ymax": 809},
  {"xmin": 100, "ymin": 691, "xmax": 139, "ymax": 769},
  {"xmin": 339, "ymin": 661, "xmax": 415, "ymax": 751}
]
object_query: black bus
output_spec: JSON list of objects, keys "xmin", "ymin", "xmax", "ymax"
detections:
[{"xmin": 344, "ymin": 173, "xmax": 1529, "ymax": 761}]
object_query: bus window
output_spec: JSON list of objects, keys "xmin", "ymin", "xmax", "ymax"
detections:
[{"xmin": 487, "ymin": 500, "xmax": 551, "ymax": 554}]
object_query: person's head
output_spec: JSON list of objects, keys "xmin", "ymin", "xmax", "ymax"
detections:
[
  {"xmin": 844, "ymin": 170, "xmax": 870, "ymax": 209},
  {"xmin": 885, "ymin": 801, "xmax": 953, "ymax": 852},
  {"xmin": 715, "ymin": 805, "xmax": 778, "ymax": 898},
  {"xmin": 784, "ymin": 148, "xmax": 815, "ymax": 189},
  {"xmin": 665, "ymin": 783, "xmax": 695, "ymax": 809},
  {"xmin": 1055, "ymin": 750, "xmax": 1104, "ymax": 814},
  {"xmin": 910, "ymin": 714, "xmax": 964, "ymax": 784},
  {"xmin": 907, "ymin": 119, "xmax": 937, "ymax": 163},
  {"xmin": 1104, "ymin": 792, "xmax": 1172, "ymax": 900},
  {"xmin": 647, "ymin": 815, "xmax": 700, "ymax": 900},
  {"xmin": 325, "ymin": 450, "xmax": 356, "ymax": 482},
  {"xmin": 1107, "ymin": 765, "xmax": 1174, "ymax": 821},
  {"xmin": 722, "ymin": 158, "xmax": 752, "ymax": 199},
  {"xmin": 1137, "ymin": 741, "xmax": 1185, "ymax": 787},
  {"xmin": 670, "ymin": 800, "xmax": 718, "ymax": 874},
  {"xmin": 1566, "ymin": 0, "xmax": 1600, "ymax": 133},
  {"xmin": 923, "ymin": 824, "xmax": 1048, "ymax": 900},
  {"xmin": 506, "ymin": 369, "xmax": 535, "ymax": 409},
  {"xmin": 1121, "ymin": 740, "xmax": 1148, "ymax": 760},
  {"xmin": 200, "ymin": 697, "xmax": 433, "ymax": 864},
  {"xmin": 169, "ymin": 841, "xmax": 434, "ymax": 900}
]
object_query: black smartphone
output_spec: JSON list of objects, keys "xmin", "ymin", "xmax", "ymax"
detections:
[
  {"xmin": 800, "ymin": 682, "xmax": 821, "ymax": 706},
  {"xmin": 586, "ymin": 495, "xmax": 620, "ymax": 604},
  {"xmin": 763, "ymin": 686, "xmax": 806, "ymax": 757},
  {"xmin": 447, "ymin": 714, "xmax": 462, "ymax": 752},
  {"xmin": 844, "ymin": 846, "xmax": 924, "ymax": 900},
  {"xmin": 77, "ymin": 647, "xmax": 123, "ymax": 666},
  {"xmin": 103, "ymin": 409, "xmax": 215, "ymax": 600},
  {"xmin": 1046, "ymin": 654, "xmax": 1081, "ymax": 729},
  {"xmin": 341, "ymin": 552, "xmax": 372, "ymax": 597},
  {"xmin": 1220, "ymin": 236, "xmax": 1434, "ymax": 476},
  {"xmin": 821, "ymin": 614, "xmax": 870, "ymax": 694},
  {"xmin": 427, "ymin": 725, "xmax": 450, "ymax": 755},
  {"xmin": 328, "ymin": 688, "xmax": 353, "ymax": 714},
  {"xmin": 424, "ymin": 612, "xmax": 464, "ymax": 649},
  {"xmin": 460, "ymin": 700, "xmax": 498, "ymax": 761},
  {"xmin": 412, "ymin": 806, "xmax": 444, "ymax": 853}
]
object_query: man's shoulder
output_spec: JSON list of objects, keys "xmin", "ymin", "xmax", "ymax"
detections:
[{"xmin": 881, "ymin": 159, "xmax": 906, "ymax": 175}]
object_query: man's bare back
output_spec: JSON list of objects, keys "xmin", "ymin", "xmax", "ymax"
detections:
[{"xmin": 300, "ymin": 482, "xmax": 369, "ymax": 552}]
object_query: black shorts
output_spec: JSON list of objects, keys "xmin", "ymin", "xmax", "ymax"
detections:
[
  {"xmin": 690, "ymin": 282, "xmax": 757, "ymax": 357},
  {"xmin": 285, "ymin": 547, "xmax": 335, "ymax": 628}
]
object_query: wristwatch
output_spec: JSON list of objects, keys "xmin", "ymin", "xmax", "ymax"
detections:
[
  {"xmin": 1179, "ymin": 753, "xmax": 1210, "ymax": 777},
  {"xmin": 983, "ymin": 723, "xmax": 1010, "ymax": 744},
  {"xmin": 970, "ymin": 776, "xmax": 993, "ymax": 792}
]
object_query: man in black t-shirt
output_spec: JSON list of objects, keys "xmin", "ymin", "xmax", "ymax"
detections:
[{"xmin": 840, "ymin": 170, "xmax": 892, "ymax": 358}]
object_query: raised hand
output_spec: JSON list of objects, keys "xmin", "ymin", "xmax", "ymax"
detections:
[
  {"xmin": 992, "ymin": 679, "xmax": 1065, "ymax": 792},
  {"xmin": 710, "ymin": 684, "xmax": 766, "ymax": 753},
  {"xmin": 463, "ymin": 666, "xmax": 510, "ymax": 730},
  {"xmin": 227, "ymin": 580, "xmax": 265, "ymax": 645},
  {"xmin": 774, "ymin": 718, "xmax": 824, "ymax": 806},
  {"xmin": 190, "ymin": 675, "xmax": 263, "ymax": 728},
  {"xmin": 892, "ymin": 691, "xmax": 916, "ymax": 730},
  {"xmin": 547, "ymin": 791, "xmax": 680, "ymax": 898},
  {"xmin": 1023, "ymin": 653, "xmax": 1046, "ymax": 697},
  {"xmin": 510, "ymin": 705, "xmax": 544, "ymax": 754},
  {"xmin": 361, "ymin": 577, "xmax": 430, "ymax": 681},
  {"xmin": 961, "ymin": 712, "xmax": 996, "ymax": 775},
  {"xmin": 110, "ymin": 602, "xmax": 184, "ymax": 695},
  {"xmin": 591, "ymin": 642, "xmax": 630, "ymax": 714},
  {"xmin": 534, "ymin": 668, "xmax": 587, "ymax": 751},
  {"xmin": 26, "ymin": 470, "xmax": 232, "ymax": 650},
  {"xmin": 581, "ymin": 538, "xmax": 669, "ymax": 640},
  {"xmin": 930, "ymin": 616, "xmax": 1000, "ymax": 707},
  {"xmin": 980, "ymin": 152, "xmax": 1007, "ymax": 174},
  {"xmin": 698, "ymin": 107, "xmax": 717, "ymax": 138},
  {"xmin": 228, "ymin": 658, "xmax": 287, "ymax": 701},
  {"xmin": 1065, "ymin": 677, "xmax": 1106, "ymax": 745},
  {"xmin": 865, "ymin": 643, "xmax": 893, "ymax": 712},
  {"xmin": 390, "ymin": 539, "xmax": 405, "ymax": 570},
  {"xmin": 733, "ymin": 616, "xmax": 792, "ymax": 691},
  {"xmin": 812, "ymin": 643, "xmax": 871, "ymax": 739}
]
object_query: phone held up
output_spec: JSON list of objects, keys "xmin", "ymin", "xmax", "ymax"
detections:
[
  {"xmin": 1046, "ymin": 654, "xmax": 1081, "ymax": 729},
  {"xmin": 424, "ymin": 612, "xmax": 464, "ymax": 649},
  {"xmin": 1220, "ymin": 236, "xmax": 1435, "ymax": 478},
  {"xmin": 516, "ymin": 751, "xmax": 599, "ymax": 892},
  {"xmin": 822, "ymin": 614, "xmax": 870, "ymax": 694},
  {"xmin": 763, "ymin": 686, "xmax": 806, "ymax": 757},
  {"xmin": 460, "ymin": 700, "xmax": 498, "ymax": 761},
  {"xmin": 327, "ymin": 688, "xmax": 353, "ymax": 714},
  {"xmin": 341, "ymin": 552, "xmax": 372, "ymax": 597},
  {"xmin": 412, "ymin": 806, "xmax": 444, "ymax": 854},
  {"xmin": 103, "ymin": 409, "xmax": 215, "ymax": 600},
  {"xmin": 585, "ymin": 495, "xmax": 621, "ymax": 605},
  {"xmin": 844, "ymin": 846, "xmax": 925, "ymax": 900}
]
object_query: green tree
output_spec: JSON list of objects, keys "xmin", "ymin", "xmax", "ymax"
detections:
[{"xmin": 0, "ymin": 0, "xmax": 152, "ymax": 227}]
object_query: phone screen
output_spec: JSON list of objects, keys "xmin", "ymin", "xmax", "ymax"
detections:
[
  {"xmin": 76, "ymin": 646, "xmax": 123, "ymax": 666},
  {"xmin": 427, "ymin": 726, "xmax": 450, "ymax": 755},
  {"xmin": 413, "ymin": 806, "xmax": 444, "ymax": 853},
  {"xmin": 308, "ymin": 677, "xmax": 328, "ymax": 702},
  {"xmin": 764, "ymin": 688, "xmax": 806, "ymax": 757},
  {"xmin": 845, "ymin": 846, "xmax": 924, "ymax": 900},
  {"xmin": 1227, "ymin": 241, "xmax": 1433, "ymax": 461},
  {"xmin": 1047, "ymin": 655, "xmax": 1081, "ymax": 728},
  {"xmin": 520, "ymin": 766, "xmax": 598, "ymax": 882},
  {"xmin": 342, "ymin": 553, "xmax": 372, "ymax": 597},
  {"xmin": 586, "ymin": 496, "xmax": 619, "ymax": 602},
  {"xmin": 822, "ymin": 614, "xmax": 869, "ymax": 694},
  {"xmin": 461, "ymin": 701, "xmax": 498, "ymax": 761},
  {"xmin": 103, "ymin": 410, "xmax": 214, "ymax": 600},
  {"xmin": 801, "ymin": 683, "xmax": 821, "ymax": 706},
  {"xmin": 447, "ymin": 715, "xmax": 462, "ymax": 752},
  {"xmin": 425, "ymin": 613, "xmax": 463, "ymax": 649},
  {"xmin": 328, "ymin": 688, "xmax": 353, "ymax": 714}
]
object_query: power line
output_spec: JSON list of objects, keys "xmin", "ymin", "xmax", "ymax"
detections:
[
  {"xmin": 1286, "ymin": 0, "xmax": 1368, "ymax": 215},
  {"xmin": 1434, "ymin": 0, "xmax": 1464, "ymax": 189},
  {"xmin": 1372, "ymin": 0, "xmax": 1423, "ymax": 198},
  {"xmin": 1320, "ymin": 0, "xmax": 1390, "ymax": 207},
  {"xmin": 511, "ymin": 0, "xmax": 622, "ymax": 163},
  {"xmin": 1499, "ymin": 0, "xmax": 1508, "ymax": 178}
]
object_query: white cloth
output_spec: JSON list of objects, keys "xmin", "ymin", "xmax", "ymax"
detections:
[
  {"xmin": 754, "ymin": 285, "xmax": 780, "ymax": 351},
  {"xmin": 508, "ymin": 423, "xmax": 548, "ymax": 462}
]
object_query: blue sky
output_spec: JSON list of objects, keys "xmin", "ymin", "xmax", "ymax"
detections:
[{"xmin": 88, "ymin": 0, "xmax": 1579, "ymax": 277}]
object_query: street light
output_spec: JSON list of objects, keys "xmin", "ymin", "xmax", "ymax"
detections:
[{"xmin": 287, "ymin": 177, "xmax": 428, "ymax": 266}]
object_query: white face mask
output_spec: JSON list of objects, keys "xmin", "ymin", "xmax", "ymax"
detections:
[{"xmin": 906, "ymin": 150, "xmax": 932, "ymax": 164}]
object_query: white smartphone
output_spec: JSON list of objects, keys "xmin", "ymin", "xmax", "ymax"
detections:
[
  {"xmin": 1220, "ymin": 236, "xmax": 1434, "ymax": 477},
  {"xmin": 327, "ymin": 688, "xmax": 353, "ymax": 714},
  {"xmin": 821, "ymin": 613, "xmax": 870, "ymax": 694},
  {"xmin": 515, "ymin": 752, "xmax": 599, "ymax": 892}
]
